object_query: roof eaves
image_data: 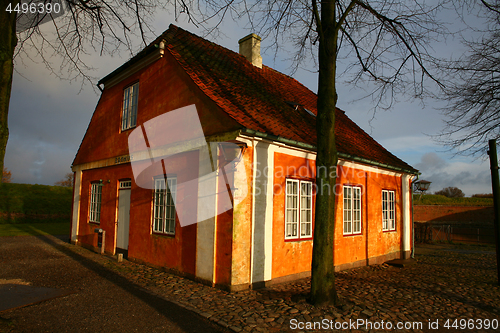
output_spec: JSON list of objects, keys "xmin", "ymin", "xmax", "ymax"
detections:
[
  {"xmin": 338, "ymin": 152, "xmax": 419, "ymax": 175},
  {"xmin": 97, "ymin": 42, "xmax": 164, "ymax": 88},
  {"xmin": 241, "ymin": 128, "xmax": 419, "ymax": 175}
]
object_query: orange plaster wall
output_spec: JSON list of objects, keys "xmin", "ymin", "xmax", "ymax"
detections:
[
  {"xmin": 334, "ymin": 165, "xmax": 403, "ymax": 266},
  {"xmin": 77, "ymin": 150, "xmax": 199, "ymax": 276},
  {"xmin": 271, "ymin": 152, "xmax": 405, "ymax": 279},
  {"xmin": 73, "ymin": 51, "xmax": 241, "ymax": 166},
  {"xmin": 272, "ymin": 152, "xmax": 315, "ymax": 280},
  {"xmin": 78, "ymin": 164, "xmax": 133, "ymax": 253},
  {"xmin": 73, "ymin": 50, "xmax": 247, "ymax": 277},
  {"xmin": 230, "ymin": 148, "xmax": 254, "ymax": 285},
  {"xmin": 128, "ymin": 150, "xmax": 198, "ymax": 276}
]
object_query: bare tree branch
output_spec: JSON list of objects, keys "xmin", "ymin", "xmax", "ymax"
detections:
[{"xmin": 433, "ymin": 0, "xmax": 500, "ymax": 157}]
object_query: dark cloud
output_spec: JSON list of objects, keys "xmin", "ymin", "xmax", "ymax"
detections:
[
  {"xmin": 2, "ymin": 16, "xmax": 493, "ymax": 199},
  {"xmin": 415, "ymin": 152, "xmax": 448, "ymax": 173},
  {"xmin": 415, "ymin": 152, "xmax": 491, "ymax": 196}
]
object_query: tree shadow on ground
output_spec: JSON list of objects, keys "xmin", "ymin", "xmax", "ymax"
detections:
[{"xmin": 34, "ymin": 234, "xmax": 229, "ymax": 333}]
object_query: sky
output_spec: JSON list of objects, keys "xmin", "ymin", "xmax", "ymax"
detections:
[{"xmin": 4, "ymin": 3, "xmax": 495, "ymax": 196}]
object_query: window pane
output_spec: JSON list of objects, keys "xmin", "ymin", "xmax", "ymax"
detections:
[
  {"xmin": 154, "ymin": 179, "xmax": 167, "ymax": 233},
  {"xmin": 130, "ymin": 83, "xmax": 139, "ymax": 127},
  {"xmin": 122, "ymin": 83, "xmax": 139, "ymax": 130},
  {"xmin": 390, "ymin": 191, "xmax": 395, "ymax": 230},
  {"xmin": 382, "ymin": 190, "xmax": 395, "ymax": 231},
  {"xmin": 153, "ymin": 179, "xmax": 165, "ymax": 232},
  {"xmin": 89, "ymin": 183, "xmax": 102, "ymax": 223},
  {"xmin": 301, "ymin": 222, "xmax": 311, "ymax": 237},
  {"xmin": 343, "ymin": 187, "xmax": 352, "ymax": 234},
  {"xmin": 285, "ymin": 180, "xmax": 299, "ymax": 238},
  {"xmin": 299, "ymin": 181, "xmax": 312, "ymax": 237},
  {"xmin": 165, "ymin": 178, "xmax": 176, "ymax": 234},
  {"xmin": 354, "ymin": 188, "xmax": 360, "ymax": 234}
]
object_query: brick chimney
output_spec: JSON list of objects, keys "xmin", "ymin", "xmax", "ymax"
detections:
[{"xmin": 238, "ymin": 34, "xmax": 262, "ymax": 69}]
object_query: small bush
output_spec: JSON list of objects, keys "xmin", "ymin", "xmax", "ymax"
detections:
[{"xmin": 435, "ymin": 187, "xmax": 465, "ymax": 198}]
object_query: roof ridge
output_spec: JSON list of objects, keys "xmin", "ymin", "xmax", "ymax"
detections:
[
  {"xmin": 95, "ymin": 24, "xmax": 416, "ymax": 173},
  {"xmin": 166, "ymin": 26, "xmax": 319, "ymax": 107}
]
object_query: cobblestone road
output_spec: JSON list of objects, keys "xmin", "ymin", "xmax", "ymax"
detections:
[
  {"xmin": 1, "ymin": 236, "xmax": 499, "ymax": 332},
  {"xmin": 100, "ymin": 243, "xmax": 500, "ymax": 332}
]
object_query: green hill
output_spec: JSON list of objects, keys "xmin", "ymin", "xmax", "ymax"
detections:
[{"xmin": 0, "ymin": 183, "xmax": 73, "ymax": 224}]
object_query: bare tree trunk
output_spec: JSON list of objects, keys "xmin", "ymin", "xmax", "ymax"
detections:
[
  {"xmin": 310, "ymin": 0, "xmax": 340, "ymax": 306},
  {"xmin": 0, "ymin": 1, "xmax": 17, "ymax": 183}
]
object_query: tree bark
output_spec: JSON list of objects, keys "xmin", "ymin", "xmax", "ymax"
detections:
[
  {"xmin": 0, "ymin": 1, "xmax": 18, "ymax": 183},
  {"xmin": 310, "ymin": 0, "xmax": 340, "ymax": 306}
]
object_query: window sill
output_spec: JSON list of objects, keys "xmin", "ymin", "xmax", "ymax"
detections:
[
  {"xmin": 343, "ymin": 233, "xmax": 362, "ymax": 237},
  {"xmin": 152, "ymin": 232, "xmax": 175, "ymax": 238},
  {"xmin": 284, "ymin": 237, "xmax": 313, "ymax": 242},
  {"xmin": 121, "ymin": 125, "xmax": 137, "ymax": 133}
]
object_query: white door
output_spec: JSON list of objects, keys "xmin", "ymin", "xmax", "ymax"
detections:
[{"xmin": 116, "ymin": 187, "xmax": 131, "ymax": 251}]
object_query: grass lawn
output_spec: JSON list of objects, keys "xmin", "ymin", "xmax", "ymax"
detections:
[{"xmin": 0, "ymin": 222, "xmax": 69, "ymax": 237}]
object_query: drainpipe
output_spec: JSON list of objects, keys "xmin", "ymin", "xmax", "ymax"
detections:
[{"xmin": 411, "ymin": 175, "xmax": 419, "ymax": 258}]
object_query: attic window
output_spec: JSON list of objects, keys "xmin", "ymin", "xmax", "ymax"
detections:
[
  {"xmin": 285, "ymin": 101, "xmax": 316, "ymax": 117},
  {"xmin": 285, "ymin": 101, "xmax": 300, "ymax": 110},
  {"xmin": 122, "ymin": 82, "xmax": 139, "ymax": 131}
]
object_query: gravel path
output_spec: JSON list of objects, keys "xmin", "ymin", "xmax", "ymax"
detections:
[
  {"xmin": 0, "ymin": 235, "xmax": 231, "ymax": 333},
  {"xmin": 1, "ymin": 236, "xmax": 499, "ymax": 332}
]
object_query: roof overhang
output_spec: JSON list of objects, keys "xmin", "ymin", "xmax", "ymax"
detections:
[
  {"xmin": 97, "ymin": 40, "xmax": 166, "ymax": 90},
  {"xmin": 240, "ymin": 128, "xmax": 419, "ymax": 175}
]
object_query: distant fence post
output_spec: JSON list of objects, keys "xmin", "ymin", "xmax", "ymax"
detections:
[{"xmin": 487, "ymin": 139, "xmax": 500, "ymax": 285}]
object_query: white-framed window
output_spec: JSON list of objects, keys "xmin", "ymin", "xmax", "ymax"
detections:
[
  {"xmin": 89, "ymin": 183, "xmax": 102, "ymax": 223},
  {"xmin": 121, "ymin": 82, "xmax": 139, "ymax": 131},
  {"xmin": 153, "ymin": 176, "xmax": 177, "ymax": 235},
  {"xmin": 343, "ymin": 185, "xmax": 362, "ymax": 235},
  {"xmin": 285, "ymin": 179, "xmax": 313, "ymax": 240},
  {"xmin": 382, "ymin": 190, "xmax": 396, "ymax": 231}
]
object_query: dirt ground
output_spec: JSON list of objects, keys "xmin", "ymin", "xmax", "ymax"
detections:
[{"xmin": 0, "ymin": 234, "xmax": 231, "ymax": 333}]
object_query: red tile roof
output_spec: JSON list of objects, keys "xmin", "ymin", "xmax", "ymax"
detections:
[{"xmin": 103, "ymin": 24, "xmax": 417, "ymax": 173}]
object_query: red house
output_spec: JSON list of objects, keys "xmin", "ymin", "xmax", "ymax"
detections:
[{"xmin": 70, "ymin": 25, "xmax": 418, "ymax": 291}]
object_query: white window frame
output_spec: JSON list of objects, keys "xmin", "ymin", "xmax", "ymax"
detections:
[
  {"xmin": 121, "ymin": 82, "xmax": 139, "ymax": 131},
  {"xmin": 285, "ymin": 179, "xmax": 313, "ymax": 240},
  {"xmin": 343, "ymin": 185, "xmax": 362, "ymax": 235},
  {"xmin": 382, "ymin": 190, "xmax": 396, "ymax": 231},
  {"xmin": 153, "ymin": 176, "xmax": 177, "ymax": 235},
  {"xmin": 89, "ymin": 183, "xmax": 102, "ymax": 223}
]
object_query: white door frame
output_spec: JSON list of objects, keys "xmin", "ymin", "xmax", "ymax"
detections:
[{"xmin": 116, "ymin": 180, "xmax": 131, "ymax": 253}]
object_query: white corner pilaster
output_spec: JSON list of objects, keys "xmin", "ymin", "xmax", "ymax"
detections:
[
  {"xmin": 402, "ymin": 174, "xmax": 411, "ymax": 258},
  {"xmin": 71, "ymin": 166, "xmax": 82, "ymax": 243},
  {"xmin": 195, "ymin": 145, "xmax": 217, "ymax": 284},
  {"xmin": 250, "ymin": 140, "xmax": 274, "ymax": 284}
]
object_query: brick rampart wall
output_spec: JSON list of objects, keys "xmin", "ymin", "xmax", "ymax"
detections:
[{"xmin": 414, "ymin": 205, "xmax": 493, "ymax": 224}]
